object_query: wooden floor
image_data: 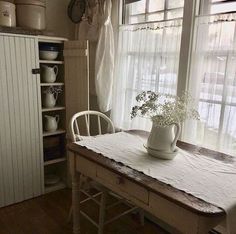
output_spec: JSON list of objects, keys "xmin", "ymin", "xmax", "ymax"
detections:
[{"xmin": 0, "ymin": 189, "xmax": 169, "ymax": 234}]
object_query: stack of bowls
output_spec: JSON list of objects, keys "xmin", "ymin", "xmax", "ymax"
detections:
[{"xmin": 39, "ymin": 44, "xmax": 59, "ymax": 60}]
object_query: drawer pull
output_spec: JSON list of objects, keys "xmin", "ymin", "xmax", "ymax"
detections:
[{"xmin": 116, "ymin": 176, "xmax": 125, "ymax": 185}]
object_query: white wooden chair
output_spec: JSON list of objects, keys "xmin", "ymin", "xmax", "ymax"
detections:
[{"xmin": 69, "ymin": 110, "xmax": 143, "ymax": 234}]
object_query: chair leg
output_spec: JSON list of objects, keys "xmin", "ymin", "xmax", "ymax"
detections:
[
  {"xmin": 67, "ymin": 206, "xmax": 73, "ymax": 223},
  {"xmin": 139, "ymin": 210, "xmax": 145, "ymax": 226},
  {"xmin": 98, "ymin": 191, "xmax": 107, "ymax": 234}
]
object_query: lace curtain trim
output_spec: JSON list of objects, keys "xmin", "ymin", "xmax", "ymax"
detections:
[
  {"xmin": 120, "ymin": 19, "xmax": 182, "ymax": 31},
  {"xmin": 197, "ymin": 13, "xmax": 236, "ymax": 25}
]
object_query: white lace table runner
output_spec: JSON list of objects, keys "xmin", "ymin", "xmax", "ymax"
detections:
[{"xmin": 77, "ymin": 132, "xmax": 236, "ymax": 233}]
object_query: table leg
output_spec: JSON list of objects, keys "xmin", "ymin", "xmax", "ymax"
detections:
[{"xmin": 72, "ymin": 153, "xmax": 81, "ymax": 234}]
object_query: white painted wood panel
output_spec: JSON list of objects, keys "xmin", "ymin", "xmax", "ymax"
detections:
[
  {"xmin": 64, "ymin": 41, "xmax": 89, "ymax": 134},
  {"xmin": 0, "ymin": 36, "xmax": 15, "ymax": 205},
  {"xmin": 0, "ymin": 35, "xmax": 43, "ymax": 207}
]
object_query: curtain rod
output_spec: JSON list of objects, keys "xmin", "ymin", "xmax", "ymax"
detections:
[
  {"xmin": 196, "ymin": 11, "xmax": 236, "ymax": 18},
  {"xmin": 120, "ymin": 17, "xmax": 183, "ymax": 27}
]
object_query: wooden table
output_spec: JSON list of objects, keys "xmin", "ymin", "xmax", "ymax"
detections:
[{"xmin": 68, "ymin": 130, "xmax": 227, "ymax": 234}]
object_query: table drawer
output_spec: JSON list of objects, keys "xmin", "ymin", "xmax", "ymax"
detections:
[
  {"xmin": 96, "ymin": 166, "xmax": 149, "ymax": 204},
  {"xmin": 76, "ymin": 156, "xmax": 96, "ymax": 178}
]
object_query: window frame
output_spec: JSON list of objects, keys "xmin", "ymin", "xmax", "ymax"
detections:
[{"xmin": 122, "ymin": 0, "xmax": 184, "ymax": 24}]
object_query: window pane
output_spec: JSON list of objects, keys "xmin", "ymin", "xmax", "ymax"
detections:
[
  {"xmin": 222, "ymin": 105, "xmax": 236, "ymax": 155},
  {"xmin": 200, "ymin": 56, "xmax": 226, "ymax": 102},
  {"xmin": 147, "ymin": 13, "xmax": 164, "ymax": 22},
  {"xmin": 124, "ymin": 0, "xmax": 184, "ymax": 24},
  {"xmin": 129, "ymin": 15, "xmax": 146, "ymax": 24},
  {"xmin": 167, "ymin": 8, "xmax": 184, "ymax": 19},
  {"xmin": 208, "ymin": 21, "xmax": 235, "ymax": 49},
  {"xmin": 200, "ymin": 0, "xmax": 236, "ymax": 15},
  {"xmin": 129, "ymin": 0, "xmax": 146, "ymax": 15},
  {"xmin": 148, "ymin": 0, "xmax": 165, "ymax": 12},
  {"xmin": 211, "ymin": 2, "xmax": 236, "ymax": 14},
  {"xmin": 197, "ymin": 102, "xmax": 221, "ymax": 145},
  {"xmin": 167, "ymin": 0, "xmax": 184, "ymax": 9}
]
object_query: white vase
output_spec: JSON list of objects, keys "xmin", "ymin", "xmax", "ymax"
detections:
[
  {"xmin": 43, "ymin": 93, "xmax": 58, "ymax": 108},
  {"xmin": 146, "ymin": 122, "xmax": 181, "ymax": 159},
  {"xmin": 44, "ymin": 115, "xmax": 59, "ymax": 132}
]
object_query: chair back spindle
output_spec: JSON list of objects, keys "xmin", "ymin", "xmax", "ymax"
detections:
[{"xmin": 70, "ymin": 110, "xmax": 115, "ymax": 142}]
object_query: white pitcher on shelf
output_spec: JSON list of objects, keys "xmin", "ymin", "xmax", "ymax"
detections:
[
  {"xmin": 44, "ymin": 115, "xmax": 60, "ymax": 132},
  {"xmin": 43, "ymin": 92, "xmax": 58, "ymax": 108},
  {"xmin": 41, "ymin": 65, "xmax": 58, "ymax": 83}
]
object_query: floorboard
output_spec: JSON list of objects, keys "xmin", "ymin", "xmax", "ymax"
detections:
[{"xmin": 0, "ymin": 189, "xmax": 169, "ymax": 234}]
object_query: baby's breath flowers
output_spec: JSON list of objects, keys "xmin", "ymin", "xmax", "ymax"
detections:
[
  {"xmin": 131, "ymin": 91, "xmax": 200, "ymax": 127},
  {"xmin": 43, "ymin": 86, "xmax": 62, "ymax": 95}
]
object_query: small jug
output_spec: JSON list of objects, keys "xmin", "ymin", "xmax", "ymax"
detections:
[
  {"xmin": 43, "ymin": 92, "xmax": 58, "ymax": 108},
  {"xmin": 147, "ymin": 122, "xmax": 181, "ymax": 153},
  {"xmin": 44, "ymin": 115, "xmax": 60, "ymax": 132},
  {"xmin": 41, "ymin": 65, "xmax": 58, "ymax": 83}
]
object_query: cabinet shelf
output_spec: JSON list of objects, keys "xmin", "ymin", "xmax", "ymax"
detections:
[
  {"xmin": 43, "ymin": 129, "xmax": 66, "ymax": 137},
  {"xmin": 44, "ymin": 157, "xmax": 67, "ymax": 166},
  {"xmin": 39, "ymin": 38, "xmax": 67, "ymax": 195},
  {"xmin": 40, "ymin": 83, "xmax": 64, "ymax": 86},
  {"xmin": 39, "ymin": 60, "xmax": 64, "ymax": 64},
  {"xmin": 45, "ymin": 181, "xmax": 66, "ymax": 194},
  {"xmin": 42, "ymin": 106, "xmax": 65, "ymax": 112}
]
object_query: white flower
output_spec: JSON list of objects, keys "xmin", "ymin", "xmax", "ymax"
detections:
[{"xmin": 131, "ymin": 91, "xmax": 200, "ymax": 126}]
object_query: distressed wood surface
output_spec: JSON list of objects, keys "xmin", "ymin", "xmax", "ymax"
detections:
[
  {"xmin": 0, "ymin": 26, "xmax": 42, "ymax": 35},
  {"xmin": 68, "ymin": 130, "xmax": 226, "ymax": 218}
]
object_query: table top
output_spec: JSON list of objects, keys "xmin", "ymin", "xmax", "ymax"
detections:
[{"xmin": 68, "ymin": 130, "xmax": 228, "ymax": 218}]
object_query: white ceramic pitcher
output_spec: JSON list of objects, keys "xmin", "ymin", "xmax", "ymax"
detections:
[
  {"xmin": 41, "ymin": 65, "xmax": 58, "ymax": 83},
  {"xmin": 147, "ymin": 122, "xmax": 181, "ymax": 154},
  {"xmin": 44, "ymin": 115, "xmax": 59, "ymax": 132},
  {"xmin": 43, "ymin": 92, "xmax": 58, "ymax": 108}
]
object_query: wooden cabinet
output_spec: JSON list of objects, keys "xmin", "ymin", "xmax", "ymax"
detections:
[
  {"xmin": 0, "ymin": 34, "xmax": 43, "ymax": 207},
  {"xmin": 0, "ymin": 33, "xmax": 68, "ymax": 207}
]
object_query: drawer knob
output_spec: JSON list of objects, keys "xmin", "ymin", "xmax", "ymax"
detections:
[{"xmin": 117, "ymin": 176, "xmax": 125, "ymax": 185}]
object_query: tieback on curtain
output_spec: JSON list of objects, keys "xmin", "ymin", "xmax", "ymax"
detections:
[{"xmin": 120, "ymin": 19, "xmax": 182, "ymax": 32}]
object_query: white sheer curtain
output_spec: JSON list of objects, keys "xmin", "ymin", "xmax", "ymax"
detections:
[
  {"xmin": 111, "ymin": 20, "xmax": 182, "ymax": 130},
  {"xmin": 95, "ymin": 0, "xmax": 114, "ymax": 112},
  {"xmin": 185, "ymin": 13, "xmax": 236, "ymax": 156}
]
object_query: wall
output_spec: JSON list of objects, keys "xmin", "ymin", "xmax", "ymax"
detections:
[
  {"xmin": 7, "ymin": 0, "xmax": 74, "ymax": 39},
  {"xmin": 45, "ymin": 0, "xmax": 75, "ymax": 39}
]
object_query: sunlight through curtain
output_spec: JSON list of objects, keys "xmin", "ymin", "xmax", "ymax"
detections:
[
  {"xmin": 185, "ymin": 13, "xmax": 236, "ymax": 156},
  {"xmin": 111, "ymin": 20, "xmax": 182, "ymax": 130}
]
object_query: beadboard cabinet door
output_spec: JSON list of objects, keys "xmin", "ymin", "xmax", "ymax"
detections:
[{"xmin": 0, "ymin": 35, "xmax": 43, "ymax": 207}]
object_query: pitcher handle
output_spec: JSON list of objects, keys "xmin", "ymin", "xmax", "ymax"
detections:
[
  {"xmin": 53, "ymin": 65, "xmax": 58, "ymax": 76},
  {"xmin": 171, "ymin": 122, "xmax": 181, "ymax": 152},
  {"xmin": 55, "ymin": 115, "xmax": 60, "ymax": 123},
  {"xmin": 54, "ymin": 92, "xmax": 58, "ymax": 102}
]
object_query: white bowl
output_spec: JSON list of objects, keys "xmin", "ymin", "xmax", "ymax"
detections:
[{"xmin": 39, "ymin": 50, "xmax": 59, "ymax": 60}]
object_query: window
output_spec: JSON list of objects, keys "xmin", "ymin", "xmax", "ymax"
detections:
[
  {"xmin": 185, "ymin": 0, "xmax": 236, "ymax": 156},
  {"xmin": 112, "ymin": 0, "xmax": 184, "ymax": 130},
  {"xmin": 123, "ymin": 0, "xmax": 184, "ymax": 24},
  {"xmin": 112, "ymin": 0, "xmax": 236, "ymax": 156}
]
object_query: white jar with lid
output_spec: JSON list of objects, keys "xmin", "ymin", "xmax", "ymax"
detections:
[
  {"xmin": 0, "ymin": 1, "xmax": 16, "ymax": 27},
  {"xmin": 15, "ymin": 0, "xmax": 46, "ymax": 30}
]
